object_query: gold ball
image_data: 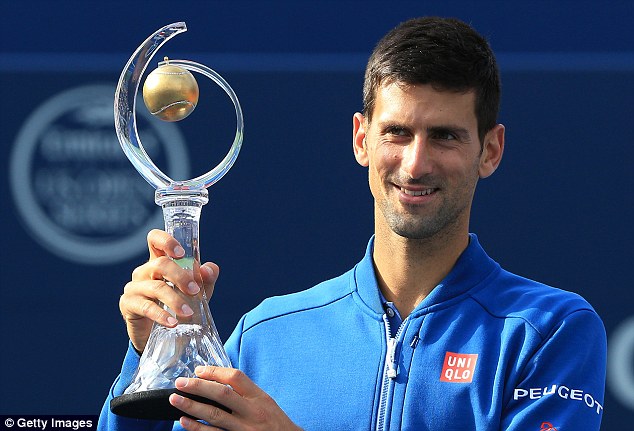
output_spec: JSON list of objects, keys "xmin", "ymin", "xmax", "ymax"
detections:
[{"xmin": 143, "ymin": 64, "xmax": 199, "ymax": 122}]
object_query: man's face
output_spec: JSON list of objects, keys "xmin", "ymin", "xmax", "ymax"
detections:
[{"xmin": 353, "ymin": 82, "xmax": 502, "ymax": 241}]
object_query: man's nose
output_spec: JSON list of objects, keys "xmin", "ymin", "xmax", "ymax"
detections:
[{"xmin": 401, "ymin": 138, "xmax": 433, "ymax": 179}]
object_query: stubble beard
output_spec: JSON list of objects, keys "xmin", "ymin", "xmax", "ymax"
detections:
[
  {"xmin": 380, "ymin": 198, "xmax": 466, "ymax": 241},
  {"xmin": 378, "ymin": 174, "xmax": 477, "ymax": 242}
]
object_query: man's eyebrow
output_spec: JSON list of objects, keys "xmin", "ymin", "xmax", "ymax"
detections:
[{"xmin": 377, "ymin": 120, "xmax": 408, "ymax": 128}]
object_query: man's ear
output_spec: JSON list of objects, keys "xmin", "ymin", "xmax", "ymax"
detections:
[
  {"xmin": 353, "ymin": 112, "xmax": 369, "ymax": 167},
  {"xmin": 479, "ymin": 124, "xmax": 505, "ymax": 178}
]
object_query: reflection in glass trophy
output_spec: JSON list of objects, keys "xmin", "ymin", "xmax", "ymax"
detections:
[{"xmin": 109, "ymin": 22, "xmax": 243, "ymax": 420}]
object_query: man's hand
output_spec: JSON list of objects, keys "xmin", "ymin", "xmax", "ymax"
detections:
[
  {"xmin": 169, "ymin": 366, "xmax": 302, "ymax": 431},
  {"xmin": 119, "ymin": 229, "xmax": 219, "ymax": 352}
]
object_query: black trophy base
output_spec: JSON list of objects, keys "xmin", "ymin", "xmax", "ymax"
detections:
[{"xmin": 110, "ymin": 388, "xmax": 231, "ymax": 421}]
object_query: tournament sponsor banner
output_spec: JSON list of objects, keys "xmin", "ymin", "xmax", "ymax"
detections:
[{"xmin": 9, "ymin": 85, "xmax": 189, "ymax": 265}]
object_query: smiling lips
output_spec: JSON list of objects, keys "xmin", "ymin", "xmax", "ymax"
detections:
[{"xmin": 400, "ymin": 186, "xmax": 436, "ymax": 197}]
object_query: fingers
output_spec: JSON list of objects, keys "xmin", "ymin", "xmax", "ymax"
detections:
[
  {"xmin": 170, "ymin": 377, "xmax": 240, "ymax": 430},
  {"xmin": 120, "ymin": 277, "xmax": 197, "ymax": 352},
  {"xmin": 122, "ymin": 229, "xmax": 223, "ymax": 353},
  {"xmin": 147, "ymin": 229, "xmax": 186, "ymax": 260},
  {"xmin": 172, "ymin": 367, "xmax": 262, "ymax": 418},
  {"xmin": 170, "ymin": 367, "xmax": 298, "ymax": 430},
  {"xmin": 178, "ymin": 416, "xmax": 223, "ymax": 431},
  {"xmin": 194, "ymin": 366, "xmax": 259, "ymax": 398},
  {"xmin": 134, "ymin": 256, "xmax": 201, "ymax": 295},
  {"xmin": 121, "ymin": 279, "xmax": 193, "ymax": 324},
  {"xmin": 142, "ymin": 231, "xmax": 220, "ymax": 299},
  {"xmin": 201, "ymin": 263, "xmax": 219, "ymax": 299},
  {"xmin": 124, "ymin": 238, "xmax": 221, "ymax": 324}
]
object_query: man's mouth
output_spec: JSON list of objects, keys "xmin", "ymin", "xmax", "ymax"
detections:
[{"xmin": 400, "ymin": 187, "xmax": 436, "ymax": 196}]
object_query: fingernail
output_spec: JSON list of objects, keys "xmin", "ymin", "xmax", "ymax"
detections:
[
  {"xmin": 187, "ymin": 281, "xmax": 200, "ymax": 295},
  {"xmin": 167, "ymin": 316, "xmax": 178, "ymax": 326},
  {"xmin": 170, "ymin": 393, "xmax": 184, "ymax": 406},
  {"xmin": 181, "ymin": 304, "xmax": 193, "ymax": 316},
  {"xmin": 201, "ymin": 265, "xmax": 213, "ymax": 278},
  {"xmin": 180, "ymin": 417, "xmax": 194, "ymax": 427},
  {"xmin": 174, "ymin": 245, "xmax": 185, "ymax": 257},
  {"xmin": 195, "ymin": 366, "xmax": 206, "ymax": 375},
  {"xmin": 175, "ymin": 377, "xmax": 188, "ymax": 388}
]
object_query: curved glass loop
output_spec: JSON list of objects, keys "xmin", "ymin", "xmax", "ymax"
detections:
[
  {"xmin": 161, "ymin": 59, "xmax": 244, "ymax": 189},
  {"xmin": 114, "ymin": 22, "xmax": 244, "ymax": 191}
]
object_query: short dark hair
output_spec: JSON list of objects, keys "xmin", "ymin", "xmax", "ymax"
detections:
[{"xmin": 363, "ymin": 17, "xmax": 501, "ymax": 143}]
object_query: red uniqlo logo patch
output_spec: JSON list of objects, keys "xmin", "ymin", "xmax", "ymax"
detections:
[{"xmin": 440, "ymin": 352, "xmax": 478, "ymax": 383}]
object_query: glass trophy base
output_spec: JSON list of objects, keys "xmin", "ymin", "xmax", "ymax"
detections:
[{"xmin": 110, "ymin": 388, "xmax": 230, "ymax": 420}]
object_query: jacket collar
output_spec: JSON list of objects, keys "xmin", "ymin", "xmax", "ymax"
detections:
[{"xmin": 353, "ymin": 234, "xmax": 500, "ymax": 318}]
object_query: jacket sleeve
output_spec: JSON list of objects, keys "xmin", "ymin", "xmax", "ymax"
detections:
[
  {"xmin": 97, "ymin": 342, "xmax": 177, "ymax": 431},
  {"xmin": 224, "ymin": 312, "xmax": 247, "ymax": 368},
  {"xmin": 501, "ymin": 309, "xmax": 606, "ymax": 430}
]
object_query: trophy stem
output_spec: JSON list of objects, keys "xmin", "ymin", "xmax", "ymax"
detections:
[
  {"xmin": 156, "ymin": 187, "xmax": 208, "ymax": 280},
  {"xmin": 110, "ymin": 187, "xmax": 231, "ymax": 420},
  {"xmin": 155, "ymin": 188, "xmax": 214, "ymax": 330}
]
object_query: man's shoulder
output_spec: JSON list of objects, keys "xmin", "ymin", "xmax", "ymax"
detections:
[
  {"xmin": 240, "ymin": 268, "xmax": 356, "ymax": 332},
  {"xmin": 471, "ymin": 268, "xmax": 602, "ymax": 338}
]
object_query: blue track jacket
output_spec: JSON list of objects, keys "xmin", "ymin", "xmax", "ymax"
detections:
[{"xmin": 99, "ymin": 234, "xmax": 606, "ymax": 430}]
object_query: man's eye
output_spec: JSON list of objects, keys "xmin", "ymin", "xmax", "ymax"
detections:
[
  {"xmin": 433, "ymin": 131, "xmax": 457, "ymax": 140},
  {"xmin": 386, "ymin": 126, "xmax": 408, "ymax": 136}
]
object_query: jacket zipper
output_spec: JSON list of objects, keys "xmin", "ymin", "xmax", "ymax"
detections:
[{"xmin": 376, "ymin": 315, "xmax": 406, "ymax": 431}]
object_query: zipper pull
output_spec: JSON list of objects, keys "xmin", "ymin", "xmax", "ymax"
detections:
[
  {"xmin": 410, "ymin": 334, "xmax": 420, "ymax": 349},
  {"xmin": 387, "ymin": 337, "xmax": 398, "ymax": 379}
]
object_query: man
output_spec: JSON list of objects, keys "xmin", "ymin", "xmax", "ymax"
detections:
[{"xmin": 99, "ymin": 17, "xmax": 606, "ymax": 430}]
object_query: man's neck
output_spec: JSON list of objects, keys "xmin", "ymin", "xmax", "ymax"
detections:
[{"xmin": 372, "ymin": 224, "xmax": 469, "ymax": 318}]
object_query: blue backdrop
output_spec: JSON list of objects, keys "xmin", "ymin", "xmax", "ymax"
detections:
[{"xmin": 1, "ymin": 1, "xmax": 632, "ymax": 429}]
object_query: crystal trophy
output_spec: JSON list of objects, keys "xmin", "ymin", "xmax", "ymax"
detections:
[{"xmin": 109, "ymin": 22, "xmax": 243, "ymax": 420}]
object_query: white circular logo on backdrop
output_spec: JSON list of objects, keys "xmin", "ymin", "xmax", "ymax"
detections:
[
  {"xmin": 9, "ymin": 84, "xmax": 189, "ymax": 265},
  {"xmin": 608, "ymin": 316, "xmax": 634, "ymax": 410}
]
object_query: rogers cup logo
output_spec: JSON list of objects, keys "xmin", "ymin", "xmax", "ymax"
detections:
[{"xmin": 9, "ymin": 85, "xmax": 189, "ymax": 265}]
